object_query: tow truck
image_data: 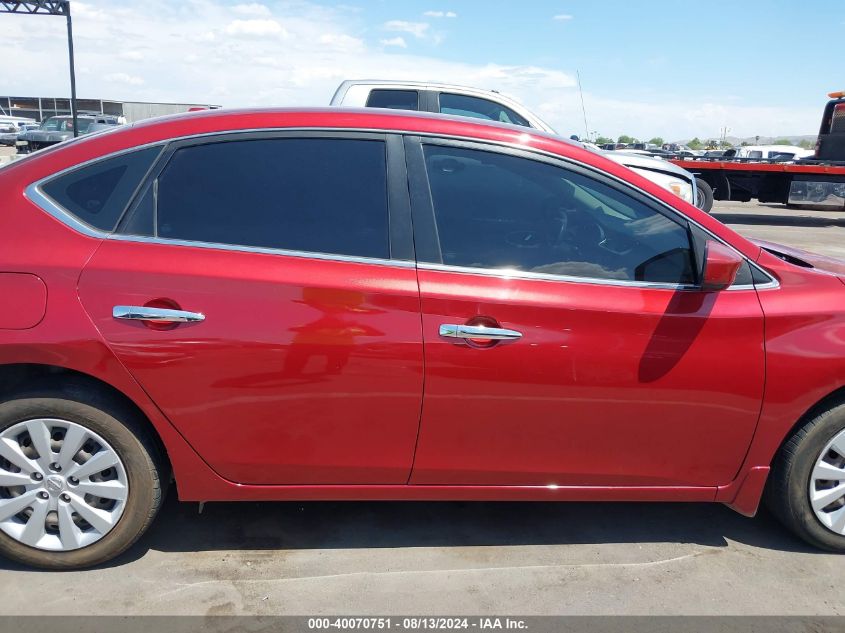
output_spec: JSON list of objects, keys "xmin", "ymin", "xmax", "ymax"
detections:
[{"xmin": 668, "ymin": 91, "xmax": 845, "ymax": 210}]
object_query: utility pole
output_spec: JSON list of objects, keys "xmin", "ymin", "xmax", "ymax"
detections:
[{"xmin": 0, "ymin": 1, "xmax": 78, "ymax": 136}]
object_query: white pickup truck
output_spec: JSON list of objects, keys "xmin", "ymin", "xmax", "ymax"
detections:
[{"xmin": 331, "ymin": 80, "xmax": 709, "ymax": 212}]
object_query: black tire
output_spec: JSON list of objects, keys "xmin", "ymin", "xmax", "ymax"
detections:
[
  {"xmin": 766, "ymin": 402, "xmax": 845, "ymax": 552},
  {"xmin": 695, "ymin": 179, "xmax": 714, "ymax": 213},
  {"xmin": 0, "ymin": 380, "xmax": 167, "ymax": 569}
]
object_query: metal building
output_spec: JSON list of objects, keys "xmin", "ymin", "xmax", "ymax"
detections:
[{"xmin": 0, "ymin": 96, "xmax": 220, "ymax": 123}]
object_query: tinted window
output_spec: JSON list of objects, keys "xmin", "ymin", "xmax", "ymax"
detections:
[
  {"xmin": 438, "ymin": 94, "xmax": 530, "ymax": 128},
  {"xmin": 422, "ymin": 145, "xmax": 695, "ymax": 284},
  {"xmin": 366, "ymin": 90, "xmax": 419, "ymax": 111},
  {"xmin": 41, "ymin": 146, "xmax": 161, "ymax": 231},
  {"xmin": 155, "ymin": 138, "xmax": 389, "ymax": 259}
]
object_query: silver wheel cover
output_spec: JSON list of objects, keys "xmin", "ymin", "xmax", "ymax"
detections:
[
  {"xmin": 0, "ymin": 418, "xmax": 128, "ymax": 551},
  {"xmin": 809, "ymin": 428, "xmax": 845, "ymax": 536}
]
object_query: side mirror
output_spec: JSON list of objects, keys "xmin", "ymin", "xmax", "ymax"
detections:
[{"xmin": 701, "ymin": 240, "xmax": 743, "ymax": 291}]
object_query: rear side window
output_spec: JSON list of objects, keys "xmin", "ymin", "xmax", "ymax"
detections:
[
  {"xmin": 154, "ymin": 138, "xmax": 390, "ymax": 259},
  {"xmin": 365, "ymin": 90, "xmax": 419, "ymax": 111},
  {"xmin": 40, "ymin": 146, "xmax": 161, "ymax": 232}
]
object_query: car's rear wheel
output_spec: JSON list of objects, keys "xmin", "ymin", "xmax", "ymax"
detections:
[
  {"xmin": 767, "ymin": 402, "xmax": 845, "ymax": 551},
  {"xmin": 0, "ymin": 383, "xmax": 165, "ymax": 569}
]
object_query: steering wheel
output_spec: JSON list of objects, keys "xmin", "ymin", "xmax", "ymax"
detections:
[{"xmin": 542, "ymin": 197, "xmax": 606, "ymax": 251}]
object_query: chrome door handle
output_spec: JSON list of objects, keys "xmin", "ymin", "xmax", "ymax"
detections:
[
  {"xmin": 113, "ymin": 306, "xmax": 205, "ymax": 324},
  {"xmin": 439, "ymin": 324, "xmax": 522, "ymax": 341}
]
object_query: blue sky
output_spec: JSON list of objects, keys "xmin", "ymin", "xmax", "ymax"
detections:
[{"xmin": 2, "ymin": 0, "xmax": 842, "ymax": 140}]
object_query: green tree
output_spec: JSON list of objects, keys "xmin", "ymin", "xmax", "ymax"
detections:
[
  {"xmin": 687, "ymin": 137, "xmax": 703, "ymax": 150},
  {"xmin": 648, "ymin": 137, "xmax": 664, "ymax": 147},
  {"xmin": 617, "ymin": 134, "xmax": 636, "ymax": 145},
  {"xmin": 595, "ymin": 136, "xmax": 614, "ymax": 145},
  {"xmin": 773, "ymin": 139, "xmax": 794, "ymax": 146},
  {"xmin": 798, "ymin": 139, "xmax": 816, "ymax": 150}
]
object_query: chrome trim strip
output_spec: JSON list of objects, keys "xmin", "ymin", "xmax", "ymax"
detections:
[
  {"xmin": 108, "ymin": 233, "xmax": 417, "ymax": 269},
  {"xmin": 417, "ymin": 262, "xmax": 768, "ymax": 292},
  {"xmin": 25, "ymin": 181, "xmax": 110, "ymax": 239},
  {"xmin": 22, "ymin": 125, "xmax": 779, "ymax": 289},
  {"xmin": 418, "ymin": 262, "xmax": 697, "ymax": 290}
]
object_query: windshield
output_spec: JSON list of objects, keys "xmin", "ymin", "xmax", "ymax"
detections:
[{"xmin": 40, "ymin": 117, "xmax": 93, "ymax": 133}]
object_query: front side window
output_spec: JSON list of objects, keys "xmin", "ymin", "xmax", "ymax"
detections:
[
  {"xmin": 365, "ymin": 89, "xmax": 420, "ymax": 111},
  {"xmin": 40, "ymin": 146, "xmax": 162, "ymax": 231},
  {"xmin": 154, "ymin": 137, "xmax": 390, "ymax": 259},
  {"xmin": 422, "ymin": 144, "xmax": 696, "ymax": 284},
  {"xmin": 438, "ymin": 94, "xmax": 530, "ymax": 128}
]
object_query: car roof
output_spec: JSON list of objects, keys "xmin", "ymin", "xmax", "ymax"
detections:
[{"xmin": 336, "ymin": 78, "xmax": 514, "ymax": 95}]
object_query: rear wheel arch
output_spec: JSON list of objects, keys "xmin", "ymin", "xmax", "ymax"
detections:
[{"xmin": 0, "ymin": 363, "xmax": 172, "ymax": 478}]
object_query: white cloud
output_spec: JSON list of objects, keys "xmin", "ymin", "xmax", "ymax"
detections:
[
  {"xmin": 224, "ymin": 19, "xmax": 287, "ymax": 38},
  {"xmin": 232, "ymin": 3, "xmax": 272, "ymax": 17},
  {"xmin": 553, "ymin": 14, "xmax": 574, "ymax": 21},
  {"xmin": 423, "ymin": 11, "xmax": 457, "ymax": 18},
  {"xmin": 104, "ymin": 72, "xmax": 144, "ymax": 86},
  {"xmin": 318, "ymin": 33, "xmax": 365, "ymax": 52},
  {"xmin": 0, "ymin": 0, "xmax": 818, "ymax": 140},
  {"xmin": 380, "ymin": 37, "xmax": 408, "ymax": 48},
  {"xmin": 118, "ymin": 50, "xmax": 145, "ymax": 61},
  {"xmin": 384, "ymin": 20, "xmax": 430, "ymax": 39}
]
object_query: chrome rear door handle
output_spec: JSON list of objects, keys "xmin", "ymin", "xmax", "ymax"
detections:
[
  {"xmin": 113, "ymin": 306, "xmax": 205, "ymax": 324},
  {"xmin": 439, "ymin": 324, "xmax": 522, "ymax": 341}
]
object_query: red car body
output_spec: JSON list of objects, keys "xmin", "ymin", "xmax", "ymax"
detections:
[{"xmin": 1, "ymin": 108, "xmax": 844, "ymax": 518}]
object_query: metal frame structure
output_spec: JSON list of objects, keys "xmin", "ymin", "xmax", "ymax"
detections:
[{"xmin": 0, "ymin": 1, "xmax": 78, "ymax": 136}]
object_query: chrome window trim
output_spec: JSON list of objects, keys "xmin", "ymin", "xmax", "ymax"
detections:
[
  {"xmin": 417, "ymin": 262, "xmax": 762, "ymax": 291},
  {"xmin": 24, "ymin": 140, "xmax": 170, "ymax": 239},
  {"xmin": 25, "ymin": 181, "xmax": 109, "ymax": 239},
  {"xmin": 107, "ymin": 233, "xmax": 417, "ymax": 270},
  {"xmin": 22, "ymin": 124, "xmax": 778, "ymax": 289},
  {"xmin": 417, "ymin": 261, "xmax": 698, "ymax": 290}
]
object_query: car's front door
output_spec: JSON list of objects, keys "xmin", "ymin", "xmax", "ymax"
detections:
[
  {"xmin": 78, "ymin": 133, "xmax": 423, "ymax": 485},
  {"xmin": 406, "ymin": 138, "xmax": 765, "ymax": 487}
]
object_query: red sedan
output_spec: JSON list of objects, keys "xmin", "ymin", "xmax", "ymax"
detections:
[{"xmin": 1, "ymin": 108, "xmax": 844, "ymax": 569}]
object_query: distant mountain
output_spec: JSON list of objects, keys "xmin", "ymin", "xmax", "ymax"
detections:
[{"xmin": 673, "ymin": 134, "xmax": 817, "ymax": 146}]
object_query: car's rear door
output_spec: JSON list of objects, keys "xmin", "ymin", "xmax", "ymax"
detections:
[
  {"xmin": 77, "ymin": 132, "xmax": 424, "ymax": 485},
  {"xmin": 405, "ymin": 137, "xmax": 765, "ymax": 487}
]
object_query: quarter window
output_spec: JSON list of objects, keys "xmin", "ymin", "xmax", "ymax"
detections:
[
  {"xmin": 40, "ymin": 146, "xmax": 161, "ymax": 232},
  {"xmin": 438, "ymin": 94, "xmax": 530, "ymax": 128},
  {"xmin": 154, "ymin": 138, "xmax": 390, "ymax": 259},
  {"xmin": 422, "ymin": 144, "xmax": 696, "ymax": 285}
]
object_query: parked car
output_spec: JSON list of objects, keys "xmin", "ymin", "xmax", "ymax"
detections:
[
  {"xmin": 18, "ymin": 114, "xmax": 122, "ymax": 153},
  {"xmin": 331, "ymin": 80, "xmax": 706, "ymax": 211},
  {"xmin": 1, "ymin": 108, "xmax": 845, "ymax": 568},
  {"xmin": 0, "ymin": 116, "xmax": 37, "ymax": 131},
  {"xmin": 723, "ymin": 145, "xmax": 815, "ymax": 161},
  {"xmin": 603, "ymin": 151, "xmax": 702, "ymax": 207},
  {"xmin": 0, "ymin": 124, "xmax": 17, "ymax": 147},
  {"xmin": 0, "ymin": 123, "xmax": 39, "ymax": 148}
]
